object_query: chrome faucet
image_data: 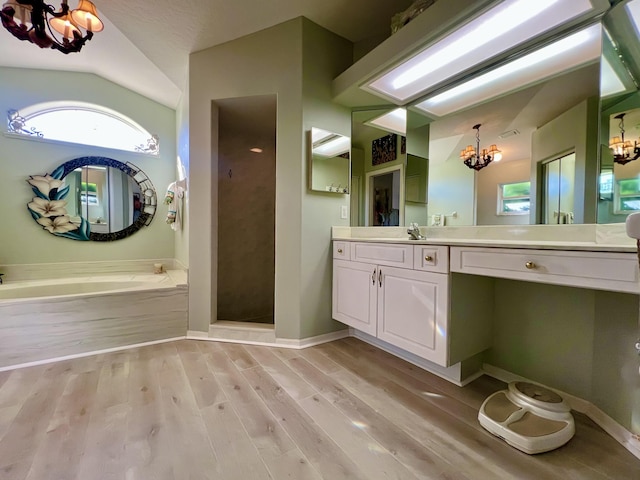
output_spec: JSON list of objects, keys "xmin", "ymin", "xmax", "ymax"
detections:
[{"xmin": 407, "ymin": 222, "xmax": 424, "ymax": 240}]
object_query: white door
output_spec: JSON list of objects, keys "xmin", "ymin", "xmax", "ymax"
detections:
[
  {"xmin": 377, "ymin": 266, "xmax": 449, "ymax": 366},
  {"xmin": 332, "ymin": 260, "xmax": 377, "ymax": 336}
]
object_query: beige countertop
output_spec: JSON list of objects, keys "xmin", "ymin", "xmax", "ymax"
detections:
[{"xmin": 332, "ymin": 224, "xmax": 637, "ymax": 253}]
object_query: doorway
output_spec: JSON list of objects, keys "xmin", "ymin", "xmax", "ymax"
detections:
[
  {"xmin": 542, "ymin": 152, "xmax": 575, "ymax": 224},
  {"xmin": 216, "ymin": 95, "xmax": 276, "ymax": 324},
  {"xmin": 365, "ymin": 164, "xmax": 404, "ymax": 226}
]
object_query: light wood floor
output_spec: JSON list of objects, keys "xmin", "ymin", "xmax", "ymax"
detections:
[{"xmin": 0, "ymin": 338, "xmax": 638, "ymax": 480}]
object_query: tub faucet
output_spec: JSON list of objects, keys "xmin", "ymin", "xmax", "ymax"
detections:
[{"xmin": 407, "ymin": 223, "xmax": 424, "ymax": 240}]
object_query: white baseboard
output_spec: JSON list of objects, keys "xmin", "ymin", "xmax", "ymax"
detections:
[
  {"xmin": 187, "ymin": 328, "xmax": 350, "ymax": 349},
  {"xmin": 0, "ymin": 336, "xmax": 187, "ymax": 373},
  {"xmin": 483, "ymin": 363, "xmax": 640, "ymax": 461}
]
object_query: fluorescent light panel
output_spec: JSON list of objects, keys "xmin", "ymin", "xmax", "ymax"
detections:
[
  {"xmin": 415, "ymin": 24, "xmax": 601, "ymax": 117},
  {"xmin": 367, "ymin": 0, "xmax": 593, "ymax": 103},
  {"xmin": 366, "ymin": 108, "xmax": 407, "ymax": 135},
  {"xmin": 312, "ymin": 127, "xmax": 350, "ymax": 157}
]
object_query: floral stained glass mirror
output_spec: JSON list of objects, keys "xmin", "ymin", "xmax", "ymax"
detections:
[{"xmin": 27, "ymin": 156, "xmax": 157, "ymax": 241}]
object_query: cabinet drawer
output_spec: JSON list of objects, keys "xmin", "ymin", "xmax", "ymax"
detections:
[
  {"xmin": 413, "ymin": 245, "xmax": 449, "ymax": 273},
  {"xmin": 350, "ymin": 242, "xmax": 414, "ymax": 269},
  {"xmin": 333, "ymin": 241, "xmax": 351, "ymax": 260},
  {"xmin": 450, "ymin": 247, "xmax": 640, "ymax": 294}
]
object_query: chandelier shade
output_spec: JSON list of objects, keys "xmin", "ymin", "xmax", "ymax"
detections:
[
  {"xmin": 71, "ymin": 0, "xmax": 102, "ymax": 32},
  {"xmin": 460, "ymin": 124, "xmax": 501, "ymax": 171},
  {"xmin": 0, "ymin": 0, "xmax": 103, "ymax": 53},
  {"xmin": 609, "ymin": 113, "xmax": 640, "ymax": 165}
]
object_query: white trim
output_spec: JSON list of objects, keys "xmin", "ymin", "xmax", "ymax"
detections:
[
  {"xmin": 483, "ymin": 363, "xmax": 640, "ymax": 461},
  {"xmin": 187, "ymin": 328, "xmax": 350, "ymax": 349},
  {"xmin": 364, "ymin": 162, "xmax": 405, "ymax": 226},
  {"xmin": 0, "ymin": 337, "xmax": 186, "ymax": 373}
]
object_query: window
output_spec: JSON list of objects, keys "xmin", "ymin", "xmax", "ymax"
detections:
[
  {"xmin": 6, "ymin": 101, "xmax": 159, "ymax": 155},
  {"xmin": 615, "ymin": 177, "xmax": 640, "ymax": 213},
  {"xmin": 498, "ymin": 181, "xmax": 531, "ymax": 215}
]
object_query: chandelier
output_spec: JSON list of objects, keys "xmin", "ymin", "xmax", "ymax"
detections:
[
  {"xmin": 609, "ymin": 113, "xmax": 640, "ymax": 166},
  {"xmin": 460, "ymin": 123, "xmax": 500, "ymax": 171},
  {"xmin": 0, "ymin": 0, "xmax": 103, "ymax": 54}
]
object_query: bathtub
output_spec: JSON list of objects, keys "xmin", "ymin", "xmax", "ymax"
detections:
[
  {"xmin": 0, "ymin": 271, "xmax": 188, "ymax": 370},
  {"xmin": 0, "ymin": 274, "xmax": 175, "ymax": 301}
]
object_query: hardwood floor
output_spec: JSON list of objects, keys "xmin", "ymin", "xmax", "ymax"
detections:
[{"xmin": 0, "ymin": 338, "xmax": 638, "ymax": 479}]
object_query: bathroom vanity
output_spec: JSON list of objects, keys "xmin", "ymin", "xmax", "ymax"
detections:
[{"xmin": 331, "ymin": 224, "xmax": 638, "ymax": 385}]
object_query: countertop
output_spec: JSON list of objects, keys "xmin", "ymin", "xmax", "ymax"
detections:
[{"xmin": 332, "ymin": 224, "xmax": 637, "ymax": 253}]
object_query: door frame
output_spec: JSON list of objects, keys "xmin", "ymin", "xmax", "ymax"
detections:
[{"xmin": 364, "ymin": 163, "xmax": 405, "ymax": 226}]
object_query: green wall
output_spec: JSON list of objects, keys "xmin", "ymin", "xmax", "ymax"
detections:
[
  {"xmin": 0, "ymin": 67, "xmax": 176, "ymax": 266},
  {"xmin": 486, "ymin": 278, "xmax": 639, "ymax": 432},
  {"xmin": 189, "ymin": 17, "xmax": 353, "ymax": 338}
]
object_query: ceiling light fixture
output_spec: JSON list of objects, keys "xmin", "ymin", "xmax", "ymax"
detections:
[
  {"xmin": 609, "ymin": 113, "xmax": 640, "ymax": 165},
  {"xmin": 1, "ymin": 0, "xmax": 103, "ymax": 54},
  {"xmin": 415, "ymin": 24, "xmax": 600, "ymax": 117},
  {"xmin": 460, "ymin": 124, "xmax": 500, "ymax": 171},
  {"xmin": 365, "ymin": 0, "xmax": 592, "ymax": 103},
  {"xmin": 367, "ymin": 108, "xmax": 407, "ymax": 135}
]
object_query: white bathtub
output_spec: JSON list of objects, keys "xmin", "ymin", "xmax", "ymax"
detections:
[
  {"xmin": 0, "ymin": 274, "xmax": 175, "ymax": 301},
  {"xmin": 0, "ymin": 272, "xmax": 188, "ymax": 370}
]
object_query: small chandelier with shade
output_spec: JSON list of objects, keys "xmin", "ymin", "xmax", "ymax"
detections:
[
  {"xmin": 0, "ymin": 0, "xmax": 103, "ymax": 54},
  {"xmin": 609, "ymin": 113, "xmax": 640, "ymax": 165},
  {"xmin": 460, "ymin": 124, "xmax": 501, "ymax": 171}
]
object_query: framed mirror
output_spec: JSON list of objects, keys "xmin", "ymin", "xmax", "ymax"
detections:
[
  {"xmin": 308, "ymin": 127, "xmax": 350, "ymax": 194},
  {"xmin": 27, "ymin": 156, "xmax": 157, "ymax": 241}
]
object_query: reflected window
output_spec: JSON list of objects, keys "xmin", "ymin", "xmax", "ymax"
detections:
[
  {"xmin": 616, "ymin": 178, "xmax": 640, "ymax": 212},
  {"xmin": 498, "ymin": 181, "xmax": 531, "ymax": 215},
  {"xmin": 6, "ymin": 102, "xmax": 159, "ymax": 155}
]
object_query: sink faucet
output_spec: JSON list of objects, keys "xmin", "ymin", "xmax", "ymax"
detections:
[{"xmin": 407, "ymin": 222, "xmax": 424, "ymax": 240}]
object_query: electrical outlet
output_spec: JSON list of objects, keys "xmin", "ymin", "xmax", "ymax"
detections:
[{"xmin": 341, "ymin": 205, "xmax": 348, "ymax": 219}]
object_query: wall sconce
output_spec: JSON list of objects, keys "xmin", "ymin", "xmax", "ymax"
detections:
[
  {"xmin": 609, "ymin": 113, "xmax": 640, "ymax": 165},
  {"xmin": 460, "ymin": 124, "xmax": 500, "ymax": 171}
]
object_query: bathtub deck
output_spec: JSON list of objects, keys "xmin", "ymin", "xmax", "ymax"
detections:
[
  {"xmin": 0, "ymin": 338, "xmax": 638, "ymax": 479},
  {"xmin": 0, "ymin": 287, "xmax": 187, "ymax": 369}
]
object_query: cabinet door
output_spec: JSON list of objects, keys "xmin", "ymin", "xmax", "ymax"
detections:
[
  {"xmin": 377, "ymin": 266, "xmax": 449, "ymax": 366},
  {"xmin": 332, "ymin": 259, "xmax": 377, "ymax": 336}
]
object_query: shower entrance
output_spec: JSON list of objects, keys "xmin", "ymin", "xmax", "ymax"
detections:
[{"xmin": 216, "ymin": 95, "xmax": 276, "ymax": 324}]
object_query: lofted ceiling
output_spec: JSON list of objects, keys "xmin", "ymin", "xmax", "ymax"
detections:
[{"xmin": 0, "ymin": 0, "xmax": 414, "ymax": 109}]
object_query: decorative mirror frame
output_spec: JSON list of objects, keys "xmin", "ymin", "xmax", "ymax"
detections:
[{"xmin": 27, "ymin": 156, "xmax": 157, "ymax": 242}]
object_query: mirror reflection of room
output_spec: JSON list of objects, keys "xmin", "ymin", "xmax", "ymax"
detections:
[{"xmin": 309, "ymin": 127, "xmax": 350, "ymax": 194}]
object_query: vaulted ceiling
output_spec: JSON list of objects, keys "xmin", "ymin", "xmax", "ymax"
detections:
[{"xmin": 0, "ymin": 0, "xmax": 414, "ymax": 108}]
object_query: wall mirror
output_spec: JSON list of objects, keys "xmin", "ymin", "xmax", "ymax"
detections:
[
  {"xmin": 598, "ymin": 0, "xmax": 640, "ymax": 223},
  {"xmin": 309, "ymin": 127, "xmax": 350, "ymax": 194},
  {"xmin": 351, "ymin": 21, "xmax": 604, "ymax": 226},
  {"xmin": 351, "ymin": 108, "xmax": 429, "ymax": 226},
  {"xmin": 27, "ymin": 156, "xmax": 157, "ymax": 241}
]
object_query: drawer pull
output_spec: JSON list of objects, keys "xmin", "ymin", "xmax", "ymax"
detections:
[
  {"xmin": 424, "ymin": 255, "xmax": 433, "ymax": 262},
  {"xmin": 337, "ymin": 248, "xmax": 343, "ymax": 254},
  {"xmin": 525, "ymin": 261, "xmax": 536, "ymax": 270},
  {"xmin": 372, "ymin": 268, "xmax": 376, "ymax": 285}
]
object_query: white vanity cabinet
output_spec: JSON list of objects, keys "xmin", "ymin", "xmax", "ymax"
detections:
[{"xmin": 332, "ymin": 242, "xmax": 450, "ymax": 366}]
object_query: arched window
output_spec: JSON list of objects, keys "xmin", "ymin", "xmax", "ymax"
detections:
[{"xmin": 6, "ymin": 101, "xmax": 159, "ymax": 155}]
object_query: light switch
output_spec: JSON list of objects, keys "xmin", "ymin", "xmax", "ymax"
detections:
[{"xmin": 341, "ymin": 205, "xmax": 348, "ymax": 219}]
